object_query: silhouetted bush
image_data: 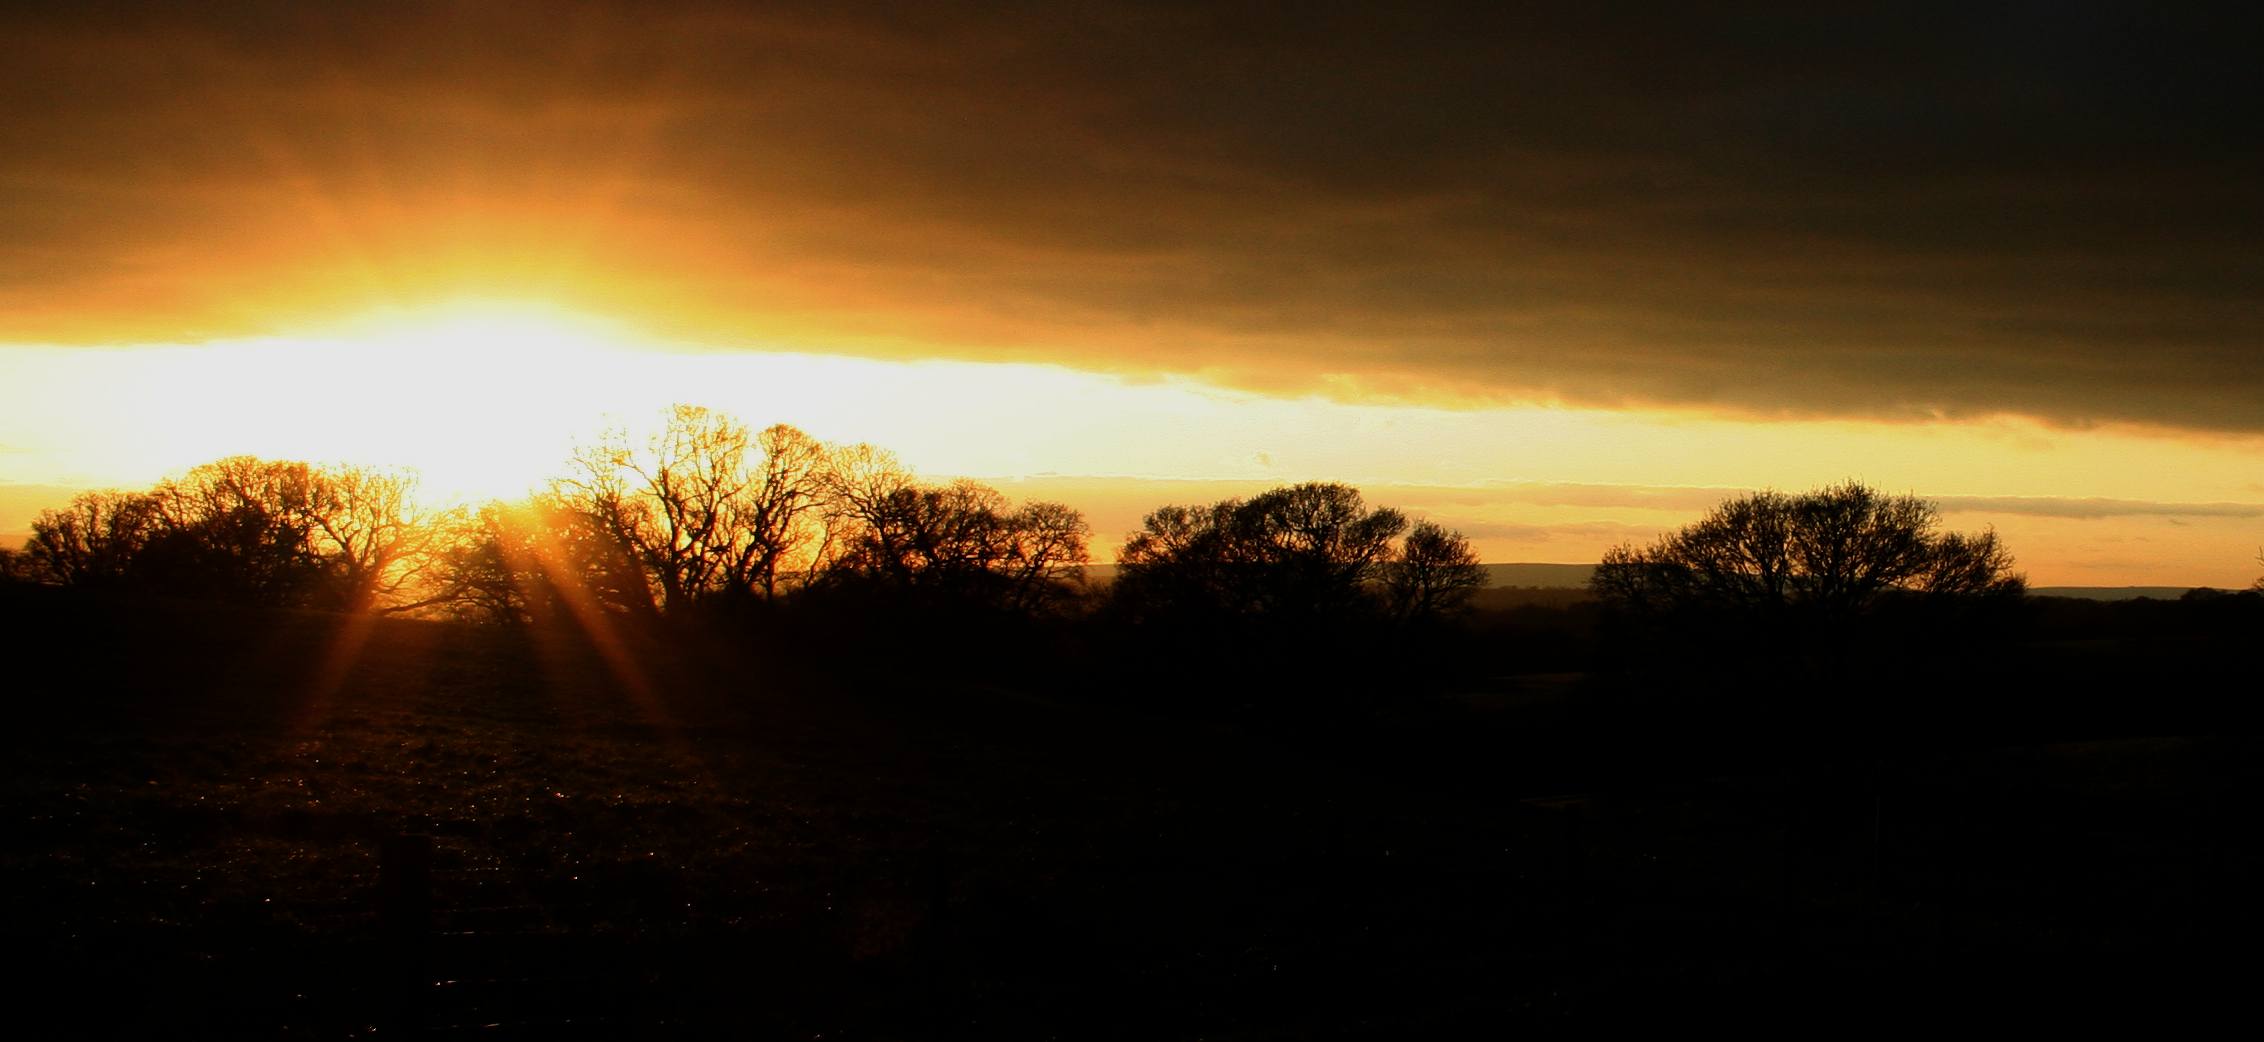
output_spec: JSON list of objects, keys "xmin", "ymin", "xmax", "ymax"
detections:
[
  {"xmin": 23, "ymin": 457, "xmax": 446, "ymax": 611},
  {"xmin": 1104, "ymin": 482, "xmax": 1485, "ymax": 707},
  {"xmin": 815, "ymin": 470, "xmax": 1089, "ymax": 617},
  {"xmin": 1382, "ymin": 519, "xmax": 1488, "ymax": 622},
  {"xmin": 1112, "ymin": 482, "xmax": 1403, "ymax": 629},
  {"xmin": 1589, "ymin": 482, "xmax": 2027, "ymax": 707}
]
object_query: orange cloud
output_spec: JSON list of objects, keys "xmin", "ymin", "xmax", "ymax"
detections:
[{"xmin": 5, "ymin": 5, "xmax": 2263, "ymax": 431}]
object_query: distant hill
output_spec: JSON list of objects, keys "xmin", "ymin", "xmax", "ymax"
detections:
[
  {"xmin": 1081, "ymin": 564, "xmax": 2233, "ymax": 602},
  {"xmin": 1479, "ymin": 569, "xmax": 2234, "ymax": 601},
  {"xmin": 2030, "ymin": 586, "xmax": 2233, "ymax": 601},
  {"xmin": 1081, "ymin": 561, "xmax": 1599, "ymax": 589},
  {"xmin": 1472, "ymin": 571, "xmax": 2234, "ymax": 602},
  {"xmin": 1475, "ymin": 569, "xmax": 2246, "ymax": 600}
]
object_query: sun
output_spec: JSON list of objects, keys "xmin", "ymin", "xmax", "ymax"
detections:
[
  {"xmin": 16, "ymin": 298, "xmax": 676, "ymax": 506},
  {"xmin": 271, "ymin": 299, "xmax": 665, "ymax": 501}
]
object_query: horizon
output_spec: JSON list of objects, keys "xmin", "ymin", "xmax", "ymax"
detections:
[{"xmin": 3, "ymin": 400, "xmax": 2260, "ymax": 589}]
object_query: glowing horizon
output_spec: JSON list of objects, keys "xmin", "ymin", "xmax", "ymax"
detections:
[{"xmin": 3, "ymin": 299, "xmax": 2260, "ymax": 589}]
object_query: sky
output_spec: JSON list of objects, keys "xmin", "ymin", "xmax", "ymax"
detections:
[{"xmin": 3, "ymin": 3, "xmax": 2261, "ymax": 586}]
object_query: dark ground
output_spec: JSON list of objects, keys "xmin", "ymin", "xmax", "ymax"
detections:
[{"xmin": 2, "ymin": 585, "xmax": 2258, "ymax": 1037}]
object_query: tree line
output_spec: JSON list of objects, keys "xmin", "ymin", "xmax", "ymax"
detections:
[
  {"xmin": 7, "ymin": 401, "xmax": 2073, "ymax": 687},
  {"xmin": 1593, "ymin": 481, "xmax": 2026, "ymax": 620},
  {"xmin": 2, "ymin": 404, "xmax": 1493, "ymax": 631},
  {"xmin": 7, "ymin": 456, "xmax": 448, "ymax": 614}
]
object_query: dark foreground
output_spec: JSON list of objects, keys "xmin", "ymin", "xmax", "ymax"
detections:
[{"xmin": 3, "ymin": 587, "xmax": 2257, "ymax": 1037}]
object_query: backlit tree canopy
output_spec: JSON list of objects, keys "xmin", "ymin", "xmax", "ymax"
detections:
[
  {"xmin": 815, "ymin": 448, "xmax": 1090, "ymax": 613},
  {"xmin": 554, "ymin": 406, "xmax": 834, "ymax": 612},
  {"xmin": 1113, "ymin": 481, "xmax": 1481, "ymax": 626},
  {"xmin": 540, "ymin": 408, "xmax": 1090, "ymax": 616},
  {"xmin": 1381, "ymin": 520, "xmax": 1488, "ymax": 622},
  {"xmin": 1590, "ymin": 481, "xmax": 2025, "ymax": 621},
  {"xmin": 21, "ymin": 457, "xmax": 445, "ymax": 611}
]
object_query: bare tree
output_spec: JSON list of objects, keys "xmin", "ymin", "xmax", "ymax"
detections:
[
  {"xmin": 813, "ymin": 441, "xmax": 914, "ymax": 564},
  {"xmin": 1382, "ymin": 520, "xmax": 1487, "ymax": 621},
  {"xmin": 1592, "ymin": 481, "xmax": 2025, "ymax": 621},
  {"xmin": 425, "ymin": 497, "xmax": 651, "ymax": 624},
  {"xmin": 822, "ymin": 470, "xmax": 1090, "ymax": 611},
  {"xmin": 836, "ymin": 480, "xmax": 999, "ymax": 586},
  {"xmin": 1115, "ymin": 500, "xmax": 1249, "ymax": 618},
  {"xmin": 25, "ymin": 459, "xmax": 468, "ymax": 613},
  {"xmin": 300, "ymin": 464, "xmax": 453, "ymax": 613},
  {"xmin": 807, "ymin": 441, "xmax": 913, "ymax": 586},
  {"xmin": 1114, "ymin": 482, "xmax": 1407, "ymax": 623},
  {"xmin": 23, "ymin": 490, "xmax": 164, "ymax": 588},
  {"xmin": 142, "ymin": 457, "xmax": 328, "ymax": 604},
  {"xmin": 1234, "ymin": 482, "xmax": 1406, "ymax": 619},
  {"xmin": 426, "ymin": 502, "xmax": 535, "ymax": 624},
  {"xmin": 1921, "ymin": 529, "xmax": 2023, "ymax": 598},
  {"xmin": 993, "ymin": 499, "xmax": 1093, "ymax": 613},
  {"xmin": 722, "ymin": 423, "xmax": 832, "ymax": 600},
  {"xmin": 553, "ymin": 405, "xmax": 864, "ymax": 613},
  {"xmin": 558, "ymin": 405, "xmax": 748, "ymax": 612}
]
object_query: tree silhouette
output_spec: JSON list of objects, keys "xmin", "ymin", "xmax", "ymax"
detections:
[
  {"xmin": 1107, "ymin": 482, "xmax": 1491, "ymax": 704},
  {"xmin": 1234, "ymin": 482, "xmax": 1407, "ymax": 620},
  {"xmin": 1382, "ymin": 520, "xmax": 1487, "ymax": 622},
  {"xmin": 811, "ymin": 443, "xmax": 926, "ymax": 586},
  {"xmin": 555, "ymin": 406, "xmax": 837, "ymax": 613},
  {"xmin": 725, "ymin": 423, "xmax": 832, "ymax": 600},
  {"xmin": 558, "ymin": 406, "xmax": 749, "ymax": 613},
  {"xmin": 1110, "ymin": 499, "xmax": 1245, "ymax": 621},
  {"xmin": 23, "ymin": 458, "xmax": 466, "ymax": 612},
  {"xmin": 301, "ymin": 464, "xmax": 452, "ymax": 613},
  {"xmin": 1113, "ymin": 481, "xmax": 1417, "ymax": 626},
  {"xmin": 819, "ymin": 452, "xmax": 1090, "ymax": 613},
  {"xmin": 544, "ymin": 413, "xmax": 1091, "ymax": 619},
  {"xmin": 139, "ymin": 457, "xmax": 330, "ymax": 605},
  {"xmin": 425, "ymin": 497, "xmax": 652, "ymax": 624},
  {"xmin": 990, "ymin": 499, "xmax": 1093, "ymax": 613},
  {"xmin": 426, "ymin": 502, "xmax": 533, "ymax": 624},
  {"xmin": 1594, "ymin": 482, "xmax": 2023, "ymax": 619},
  {"xmin": 23, "ymin": 490, "xmax": 163, "ymax": 589}
]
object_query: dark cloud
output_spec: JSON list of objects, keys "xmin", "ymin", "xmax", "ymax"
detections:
[{"xmin": 6, "ymin": 3, "xmax": 2263, "ymax": 429}]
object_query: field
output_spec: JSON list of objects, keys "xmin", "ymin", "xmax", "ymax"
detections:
[{"xmin": 4, "ymin": 585, "xmax": 2257, "ymax": 1036}]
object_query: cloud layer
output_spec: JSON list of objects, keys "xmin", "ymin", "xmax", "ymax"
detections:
[{"xmin": 6, "ymin": 3, "xmax": 2263, "ymax": 429}]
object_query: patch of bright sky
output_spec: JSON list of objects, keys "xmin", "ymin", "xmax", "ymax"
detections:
[{"xmin": 2, "ymin": 301, "xmax": 2260, "ymax": 584}]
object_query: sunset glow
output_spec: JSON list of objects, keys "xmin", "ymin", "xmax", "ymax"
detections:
[
  {"xmin": 3, "ymin": 296, "xmax": 2259, "ymax": 587},
  {"xmin": 4, "ymin": 5, "xmax": 2261, "ymax": 590},
  {"xmin": 16, "ymin": 13, "xmax": 2264, "ymax": 1037}
]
